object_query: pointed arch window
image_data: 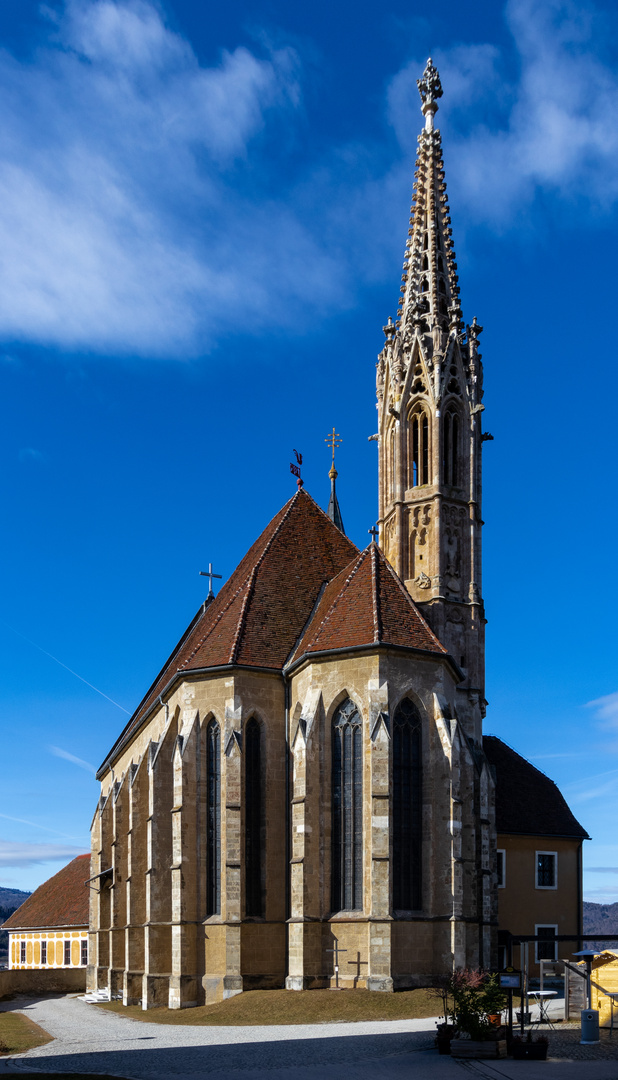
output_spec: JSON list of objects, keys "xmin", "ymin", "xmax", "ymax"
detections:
[
  {"xmin": 245, "ymin": 718, "xmax": 264, "ymax": 917},
  {"xmin": 422, "ymin": 254, "xmax": 429, "ymax": 271},
  {"xmin": 206, "ymin": 720, "xmax": 221, "ymax": 916},
  {"xmin": 421, "ymin": 277, "xmax": 429, "ymax": 293},
  {"xmin": 393, "ymin": 698, "xmax": 422, "ymax": 911},
  {"xmin": 332, "ymin": 699, "xmax": 363, "ymax": 911},
  {"xmin": 410, "ymin": 410, "xmax": 429, "ymax": 487},
  {"xmin": 443, "ymin": 410, "xmax": 460, "ymax": 486}
]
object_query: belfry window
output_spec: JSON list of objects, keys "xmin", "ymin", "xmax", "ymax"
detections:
[
  {"xmin": 206, "ymin": 719, "xmax": 221, "ymax": 916},
  {"xmin": 411, "ymin": 412, "xmax": 429, "ymax": 487},
  {"xmin": 332, "ymin": 699, "xmax": 363, "ymax": 911},
  {"xmin": 422, "ymin": 255, "xmax": 429, "ymax": 271},
  {"xmin": 393, "ymin": 698, "xmax": 422, "ymax": 911},
  {"xmin": 443, "ymin": 410, "xmax": 460, "ymax": 486},
  {"xmin": 245, "ymin": 718, "xmax": 264, "ymax": 917},
  {"xmin": 421, "ymin": 277, "xmax": 428, "ymax": 293}
]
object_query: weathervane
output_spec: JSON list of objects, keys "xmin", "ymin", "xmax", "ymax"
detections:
[{"xmin": 290, "ymin": 449, "xmax": 303, "ymax": 488}]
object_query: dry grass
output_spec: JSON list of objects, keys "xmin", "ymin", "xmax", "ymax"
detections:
[
  {"xmin": 0, "ymin": 1009, "xmax": 53, "ymax": 1053},
  {"xmin": 99, "ymin": 987, "xmax": 439, "ymax": 1026}
]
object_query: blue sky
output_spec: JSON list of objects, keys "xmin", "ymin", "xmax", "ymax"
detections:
[{"xmin": 1, "ymin": 0, "xmax": 617, "ymax": 907}]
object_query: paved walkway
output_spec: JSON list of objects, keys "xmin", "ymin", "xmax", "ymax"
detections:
[{"xmin": 0, "ymin": 994, "xmax": 617, "ymax": 1080}]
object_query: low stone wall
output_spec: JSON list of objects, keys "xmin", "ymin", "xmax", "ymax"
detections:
[{"xmin": 0, "ymin": 967, "xmax": 86, "ymax": 999}]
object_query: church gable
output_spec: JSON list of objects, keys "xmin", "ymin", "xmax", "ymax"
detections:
[
  {"xmin": 98, "ymin": 489, "xmax": 357, "ymax": 774},
  {"xmin": 289, "ymin": 542, "xmax": 448, "ymax": 666}
]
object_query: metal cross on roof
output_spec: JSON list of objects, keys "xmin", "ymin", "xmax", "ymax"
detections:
[
  {"xmin": 199, "ymin": 562, "xmax": 222, "ymax": 598},
  {"xmin": 369, "ymin": 525, "xmax": 379, "ymax": 541},
  {"xmin": 325, "ymin": 427, "xmax": 342, "ymax": 468}
]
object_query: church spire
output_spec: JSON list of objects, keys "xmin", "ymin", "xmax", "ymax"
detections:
[
  {"xmin": 395, "ymin": 57, "xmax": 463, "ymax": 344},
  {"xmin": 325, "ymin": 427, "xmax": 345, "ymax": 534},
  {"xmin": 376, "ymin": 60, "xmax": 486, "ymax": 742}
]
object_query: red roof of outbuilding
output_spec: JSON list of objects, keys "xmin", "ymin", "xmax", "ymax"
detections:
[{"xmin": 1, "ymin": 854, "xmax": 90, "ymax": 930}]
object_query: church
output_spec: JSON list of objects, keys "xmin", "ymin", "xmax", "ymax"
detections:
[{"xmin": 88, "ymin": 59, "xmax": 497, "ymax": 1009}]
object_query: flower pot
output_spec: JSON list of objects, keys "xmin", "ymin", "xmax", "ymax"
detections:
[
  {"xmin": 450, "ymin": 1039, "xmax": 507, "ymax": 1059},
  {"xmin": 511, "ymin": 1039, "xmax": 548, "ymax": 1061}
]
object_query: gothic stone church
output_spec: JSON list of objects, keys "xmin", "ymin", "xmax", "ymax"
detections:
[{"xmin": 89, "ymin": 61, "xmax": 497, "ymax": 1008}]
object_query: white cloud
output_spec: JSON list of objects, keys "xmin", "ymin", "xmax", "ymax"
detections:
[
  {"xmin": 0, "ymin": 840, "xmax": 87, "ymax": 868},
  {"xmin": 49, "ymin": 746, "xmax": 96, "ymax": 773},
  {"xmin": 586, "ymin": 691, "xmax": 618, "ymax": 727},
  {"xmin": 387, "ymin": 0, "xmax": 618, "ymax": 226},
  {"xmin": 0, "ymin": 0, "xmax": 337, "ymax": 357}
]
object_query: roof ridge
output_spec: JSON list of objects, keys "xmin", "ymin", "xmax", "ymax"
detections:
[
  {"xmin": 378, "ymin": 551, "xmax": 448, "ymax": 654},
  {"xmin": 297, "ymin": 547, "xmax": 369, "ymax": 653},
  {"xmin": 370, "ymin": 543, "xmax": 381, "ymax": 643},
  {"xmin": 228, "ymin": 491, "xmax": 302, "ymax": 664},
  {"xmin": 180, "ymin": 492, "xmax": 301, "ymax": 671}
]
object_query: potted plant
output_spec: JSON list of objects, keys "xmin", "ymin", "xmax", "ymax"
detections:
[
  {"xmin": 447, "ymin": 970, "xmax": 508, "ymax": 1059},
  {"xmin": 430, "ymin": 975, "xmax": 457, "ymax": 1054},
  {"xmin": 511, "ymin": 1032, "xmax": 549, "ymax": 1060}
]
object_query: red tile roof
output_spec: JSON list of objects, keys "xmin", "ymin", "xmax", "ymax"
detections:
[
  {"xmin": 100, "ymin": 493, "xmax": 455, "ymax": 776},
  {"xmin": 483, "ymin": 736, "xmax": 589, "ymax": 839},
  {"xmin": 289, "ymin": 543, "xmax": 448, "ymax": 665},
  {"xmin": 1, "ymin": 855, "xmax": 90, "ymax": 930},
  {"xmin": 99, "ymin": 490, "xmax": 358, "ymax": 770}
]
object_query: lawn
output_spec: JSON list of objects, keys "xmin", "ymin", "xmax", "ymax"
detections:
[
  {"xmin": 0, "ymin": 1009, "xmax": 53, "ymax": 1053},
  {"xmin": 99, "ymin": 987, "xmax": 440, "ymax": 1026}
]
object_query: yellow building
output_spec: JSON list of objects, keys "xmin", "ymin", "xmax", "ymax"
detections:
[
  {"xmin": 2, "ymin": 854, "xmax": 90, "ymax": 971},
  {"xmin": 591, "ymin": 952, "xmax": 618, "ymax": 1030},
  {"xmin": 483, "ymin": 737, "xmax": 588, "ymax": 974}
]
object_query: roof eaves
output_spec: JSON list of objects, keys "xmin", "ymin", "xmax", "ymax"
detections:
[{"xmin": 284, "ymin": 640, "xmax": 462, "ymax": 678}]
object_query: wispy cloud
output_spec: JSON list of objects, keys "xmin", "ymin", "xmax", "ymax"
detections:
[
  {"xmin": 18, "ymin": 447, "xmax": 44, "ymax": 464},
  {"xmin": 0, "ymin": 812, "xmax": 81, "ymax": 840},
  {"xmin": 0, "ymin": 840, "xmax": 88, "ymax": 868},
  {"xmin": 586, "ymin": 691, "xmax": 618, "ymax": 726},
  {"xmin": 0, "ymin": 0, "xmax": 326, "ymax": 357},
  {"xmin": 564, "ymin": 767, "xmax": 618, "ymax": 802},
  {"xmin": 49, "ymin": 746, "xmax": 96, "ymax": 773},
  {"xmin": 387, "ymin": 0, "xmax": 618, "ymax": 227},
  {"xmin": 586, "ymin": 867, "xmax": 618, "ymax": 873}
]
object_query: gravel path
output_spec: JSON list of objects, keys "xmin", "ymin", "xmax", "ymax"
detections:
[{"xmin": 1, "ymin": 994, "xmax": 617, "ymax": 1080}]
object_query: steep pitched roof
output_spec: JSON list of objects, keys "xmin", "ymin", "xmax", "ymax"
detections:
[
  {"xmin": 483, "ymin": 736, "xmax": 589, "ymax": 840},
  {"xmin": 288, "ymin": 542, "xmax": 448, "ymax": 667},
  {"xmin": 1, "ymin": 854, "xmax": 90, "ymax": 930},
  {"xmin": 100, "ymin": 490, "xmax": 358, "ymax": 769}
]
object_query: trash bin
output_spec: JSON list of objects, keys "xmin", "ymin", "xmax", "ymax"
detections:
[{"xmin": 581, "ymin": 1009, "xmax": 599, "ymax": 1044}]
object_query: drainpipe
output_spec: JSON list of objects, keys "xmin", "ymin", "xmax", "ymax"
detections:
[{"xmin": 284, "ymin": 675, "xmax": 290, "ymax": 985}]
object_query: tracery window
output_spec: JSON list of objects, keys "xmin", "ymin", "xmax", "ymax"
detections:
[
  {"xmin": 410, "ymin": 410, "xmax": 429, "ymax": 487},
  {"xmin": 332, "ymin": 699, "xmax": 363, "ymax": 911},
  {"xmin": 245, "ymin": 717, "xmax": 264, "ymax": 916},
  {"xmin": 443, "ymin": 410, "xmax": 460, "ymax": 486},
  {"xmin": 392, "ymin": 698, "xmax": 422, "ymax": 911},
  {"xmin": 206, "ymin": 719, "xmax": 221, "ymax": 916}
]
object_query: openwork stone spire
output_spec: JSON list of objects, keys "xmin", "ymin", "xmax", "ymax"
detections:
[
  {"xmin": 376, "ymin": 58, "xmax": 487, "ymax": 743},
  {"xmin": 396, "ymin": 59, "xmax": 462, "ymax": 341}
]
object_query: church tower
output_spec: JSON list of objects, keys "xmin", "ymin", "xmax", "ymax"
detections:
[{"xmin": 377, "ymin": 59, "xmax": 488, "ymax": 741}]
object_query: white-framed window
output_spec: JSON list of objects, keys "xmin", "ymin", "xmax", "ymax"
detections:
[
  {"xmin": 64, "ymin": 940, "xmax": 71, "ymax": 966},
  {"xmin": 41, "ymin": 940, "xmax": 47, "ymax": 965},
  {"xmin": 20, "ymin": 940, "xmax": 26, "ymax": 964},
  {"xmin": 497, "ymin": 849, "xmax": 506, "ymax": 888},
  {"xmin": 536, "ymin": 850, "xmax": 557, "ymax": 889},
  {"xmin": 535, "ymin": 924, "xmax": 558, "ymax": 963},
  {"xmin": 81, "ymin": 939, "xmax": 88, "ymax": 966}
]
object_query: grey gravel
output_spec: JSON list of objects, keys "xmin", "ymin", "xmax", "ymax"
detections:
[{"xmin": 1, "ymin": 994, "xmax": 618, "ymax": 1080}]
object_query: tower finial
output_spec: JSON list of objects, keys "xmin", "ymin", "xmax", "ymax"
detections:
[
  {"xmin": 417, "ymin": 57, "xmax": 443, "ymax": 131},
  {"xmin": 325, "ymin": 428, "xmax": 345, "ymax": 533}
]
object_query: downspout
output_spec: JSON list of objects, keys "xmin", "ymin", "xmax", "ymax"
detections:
[
  {"xmin": 577, "ymin": 841, "xmax": 583, "ymax": 953},
  {"xmin": 284, "ymin": 674, "xmax": 290, "ymax": 984}
]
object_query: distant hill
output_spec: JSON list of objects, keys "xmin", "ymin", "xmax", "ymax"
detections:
[
  {"xmin": 0, "ymin": 887, "xmax": 31, "ymax": 967},
  {"xmin": 0, "ymin": 887, "xmax": 31, "ymax": 911},
  {"xmin": 583, "ymin": 901, "xmax": 618, "ymax": 951}
]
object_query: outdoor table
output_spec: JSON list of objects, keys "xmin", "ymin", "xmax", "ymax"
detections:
[{"xmin": 528, "ymin": 990, "xmax": 557, "ymax": 1029}]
